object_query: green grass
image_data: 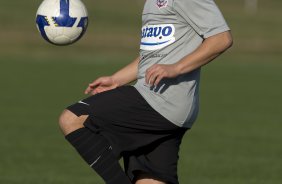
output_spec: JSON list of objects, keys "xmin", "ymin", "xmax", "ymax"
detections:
[
  {"xmin": 179, "ymin": 57, "xmax": 282, "ymax": 184},
  {"xmin": 0, "ymin": 0, "xmax": 282, "ymax": 183}
]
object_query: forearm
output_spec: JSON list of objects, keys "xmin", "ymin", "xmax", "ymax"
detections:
[
  {"xmin": 112, "ymin": 56, "xmax": 140, "ymax": 86},
  {"xmin": 175, "ymin": 31, "xmax": 233, "ymax": 75}
]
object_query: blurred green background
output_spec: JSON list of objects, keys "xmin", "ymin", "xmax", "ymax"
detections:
[{"xmin": 0, "ymin": 0, "xmax": 281, "ymax": 183}]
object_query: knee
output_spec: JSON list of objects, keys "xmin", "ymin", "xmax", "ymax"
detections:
[
  {"xmin": 58, "ymin": 110, "xmax": 76, "ymax": 134},
  {"xmin": 58, "ymin": 110, "xmax": 87, "ymax": 135},
  {"xmin": 135, "ymin": 172, "xmax": 166, "ymax": 184},
  {"xmin": 135, "ymin": 179, "xmax": 166, "ymax": 184},
  {"xmin": 58, "ymin": 110, "xmax": 73, "ymax": 128}
]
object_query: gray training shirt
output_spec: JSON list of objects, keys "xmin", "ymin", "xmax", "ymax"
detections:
[{"xmin": 134, "ymin": 0, "xmax": 230, "ymax": 128}]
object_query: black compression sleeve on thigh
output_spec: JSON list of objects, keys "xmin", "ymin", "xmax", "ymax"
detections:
[{"xmin": 65, "ymin": 128, "xmax": 132, "ymax": 184}]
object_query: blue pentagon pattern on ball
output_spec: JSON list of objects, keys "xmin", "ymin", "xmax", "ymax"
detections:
[{"xmin": 36, "ymin": 0, "xmax": 88, "ymax": 45}]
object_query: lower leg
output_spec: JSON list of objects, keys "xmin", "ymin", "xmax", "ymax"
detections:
[
  {"xmin": 66, "ymin": 127, "xmax": 132, "ymax": 184},
  {"xmin": 59, "ymin": 110, "xmax": 132, "ymax": 184}
]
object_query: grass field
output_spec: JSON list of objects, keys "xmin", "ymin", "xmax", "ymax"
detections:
[{"xmin": 0, "ymin": 0, "xmax": 282, "ymax": 183}]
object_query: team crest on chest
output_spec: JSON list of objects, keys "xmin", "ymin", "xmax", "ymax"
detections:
[{"xmin": 156, "ymin": 0, "xmax": 168, "ymax": 9}]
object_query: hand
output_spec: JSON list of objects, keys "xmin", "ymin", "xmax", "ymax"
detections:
[
  {"xmin": 145, "ymin": 64, "xmax": 180, "ymax": 87},
  {"xmin": 84, "ymin": 76, "xmax": 119, "ymax": 95}
]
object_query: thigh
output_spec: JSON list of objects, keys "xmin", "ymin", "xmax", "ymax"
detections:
[
  {"xmin": 124, "ymin": 129, "xmax": 187, "ymax": 184},
  {"xmin": 67, "ymin": 86, "xmax": 171, "ymax": 127},
  {"xmin": 67, "ymin": 86, "xmax": 183, "ymax": 159}
]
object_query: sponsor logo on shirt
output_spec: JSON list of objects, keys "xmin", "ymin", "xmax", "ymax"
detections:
[
  {"xmin": 156, "ymin": 0, "xmax": 168, "ymax": 9},
  {"xmin": 140, "ymin": 24, "xmax": 175, "ymax": 51},
  {"xmin": 141, "ymin": 53, "xmax": 168, "ymax": 61}
]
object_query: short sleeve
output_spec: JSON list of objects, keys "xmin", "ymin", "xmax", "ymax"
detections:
[{"xmin": 173, "ymin": 0, "xmax": 230, "ymax": 38}]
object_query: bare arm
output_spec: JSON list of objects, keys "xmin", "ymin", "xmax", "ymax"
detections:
[
  {"xmin": 175, "ymin": 31, "xmax": 233, "ymax": 75},
  {"xmin": 146, "ymin": 31, "xmax": 233, "ymax": 86},
  {"xmin": 85, "ymin": 57, "xmax": 139, "ymax": 94},
  {"xmin": 112, "ymin": 56, "xmax": 140, "ymax": 86}
]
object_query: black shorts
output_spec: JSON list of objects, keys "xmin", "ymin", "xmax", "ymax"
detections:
[{"xmin": 66, "ymin": 86, "xmax": 188, "ymax": 184}]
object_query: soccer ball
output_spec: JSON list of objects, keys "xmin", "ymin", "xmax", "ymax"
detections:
[{"xmin": 36, "ymin": 0, "xmax": 88, "ymax": 45}]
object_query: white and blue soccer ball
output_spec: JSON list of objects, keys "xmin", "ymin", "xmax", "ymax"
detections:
[{"xmin": 36, "ymin": 0, "xmax": 88, "ymax": 45}]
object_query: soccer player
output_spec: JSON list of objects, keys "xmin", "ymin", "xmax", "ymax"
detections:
[{"xmin": 59, "ymin": 0, "xmax": 233, "ymax": 184}]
